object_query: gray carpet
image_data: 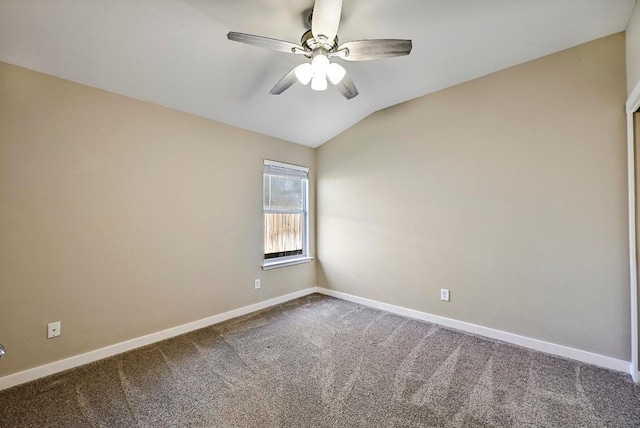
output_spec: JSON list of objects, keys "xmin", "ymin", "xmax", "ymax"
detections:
[{"xmin": 1, "ymin": 293, "xmax": 639, "ymax": 427}]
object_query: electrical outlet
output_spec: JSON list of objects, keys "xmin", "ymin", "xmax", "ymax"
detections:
[
  {"xmin": 255, "ymin": 279, "xmax": 261, "ymax": 290},
  {"xmin": 47, "ymin": 321, "xmax": 61, "ymax": 339},
  {"xmin": 440, "ymin": 289, "xmax": 450, "ymax": 302}
]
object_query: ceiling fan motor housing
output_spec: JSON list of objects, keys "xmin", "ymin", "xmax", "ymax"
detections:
[{"xmin": 301, "ymin": 30, "xmax": 338, "ymax": 55}]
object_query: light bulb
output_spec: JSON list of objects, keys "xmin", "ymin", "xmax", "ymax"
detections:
[
  {"xmin": 327, "ymin": 63, "xmax": 346, "ymax": 85},
  {"xmin": 294, "ymin": 63, "xmax": 313, "ymax": 85},
  {"xmin": 311, "ymin": 54, "xmax": 330, "ymax": 75},
  {"xmin": 311, "ymin": 73, "xmax": 327, "ymax": 91}
]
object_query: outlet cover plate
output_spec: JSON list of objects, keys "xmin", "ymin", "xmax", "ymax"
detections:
[
  {"xmin": 440, "ymin": 289, "xmax": 450, "ymax": 302},
  {"xmin": 47, "ymin": 321, "xmax": 61, "ymax": 338}
]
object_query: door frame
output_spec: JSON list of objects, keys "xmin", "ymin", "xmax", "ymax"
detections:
[{"xmin": 626, "ymin": 81, "xmax": 640, "ymax": 382}]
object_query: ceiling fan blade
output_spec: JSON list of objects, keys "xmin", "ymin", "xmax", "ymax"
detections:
[
  {"xmin": 332, "ymin": 68, "xmax": 358, "ymax": 100},
  {"xmin": 335, "ymin": 39, "xmax": 412, "ymax": 61},
  {"xmin": 311, "ymin": 0, "xmax": 342, "ymax": 42},
  {"xmin": 227, "ymin": 32, "xmax": 306, "ymax": 54},
  {"xmin": 269, "ymin": 66, "xmax": 302, "ymax": 95}
]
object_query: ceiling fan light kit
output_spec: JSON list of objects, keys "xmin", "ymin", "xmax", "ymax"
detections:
[{"xmin": 227, "ymin": 0, "xmax": 412, "ymax": 100}]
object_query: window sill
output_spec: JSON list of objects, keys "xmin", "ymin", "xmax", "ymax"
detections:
[{"xmin": 262, "ymin": 257, "xmax": 314, "ymax": 270}]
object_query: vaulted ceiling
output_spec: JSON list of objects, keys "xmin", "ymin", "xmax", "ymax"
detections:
[{"xmin": 0, "ymin": 0, "xmax": 635, "ymax": 147}]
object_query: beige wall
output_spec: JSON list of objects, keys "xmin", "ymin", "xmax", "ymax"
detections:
[
  {"xmin": 317, "ymin": 33, "xmax": 629, "ymax": 360},
  {"xmin": 0, "ymin": 62, "xmax": 316, "ymax": 377},
  {"xmin": 627, "ymin": 2, "xmax": 640, "ymax": 95}
]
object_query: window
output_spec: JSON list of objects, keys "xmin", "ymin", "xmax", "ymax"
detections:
[{"xmin": 263, "ymin": 160, "xmax": 311, "ymax": 269}]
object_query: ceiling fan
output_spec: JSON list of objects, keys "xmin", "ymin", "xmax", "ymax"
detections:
[{"xmin": 227, "ymin": 0, "xmax": 412, "ymax": 100}]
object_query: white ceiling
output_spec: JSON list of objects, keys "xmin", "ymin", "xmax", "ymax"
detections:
[{"xmin": 0, "ymin": 0, "xmax": 636, "ymax": 147}]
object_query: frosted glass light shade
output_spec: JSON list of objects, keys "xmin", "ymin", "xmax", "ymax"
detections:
[
  {"xmin": 311, "ymin": 54, "xmax": 330, "ymax": 75},
  {"xmin": 327, "ymin": 63, "xmax": 346, "ymax": 84},
  {"xmin": 294, "ymin": 63, "xmax": 313, "ymax": 85},
  {"xmin": 311, "ymin": 73, "xmax": 327, "ymax": 91}
]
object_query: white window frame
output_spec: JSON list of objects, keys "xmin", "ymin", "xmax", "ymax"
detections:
[{"xmin": 262, "ymin": 160, "xmax": 312, "ymax": 270}]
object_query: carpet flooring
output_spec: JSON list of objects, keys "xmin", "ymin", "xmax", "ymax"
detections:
[{"xmin": 1, "ymin": 293, "xmax": 639, "ymax": 427}]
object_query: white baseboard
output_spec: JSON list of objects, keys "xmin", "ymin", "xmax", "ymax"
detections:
[
  {"xmin": 1, "ymin": 286, "xmax": 632, "ymax": 391},
  {"xmin": 0, "ymin": 287, "xmax": 319, "ymax": 392},
  {"xmin": 315, "ymin": 288, "xmax": 632, "ymax": 375}
]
